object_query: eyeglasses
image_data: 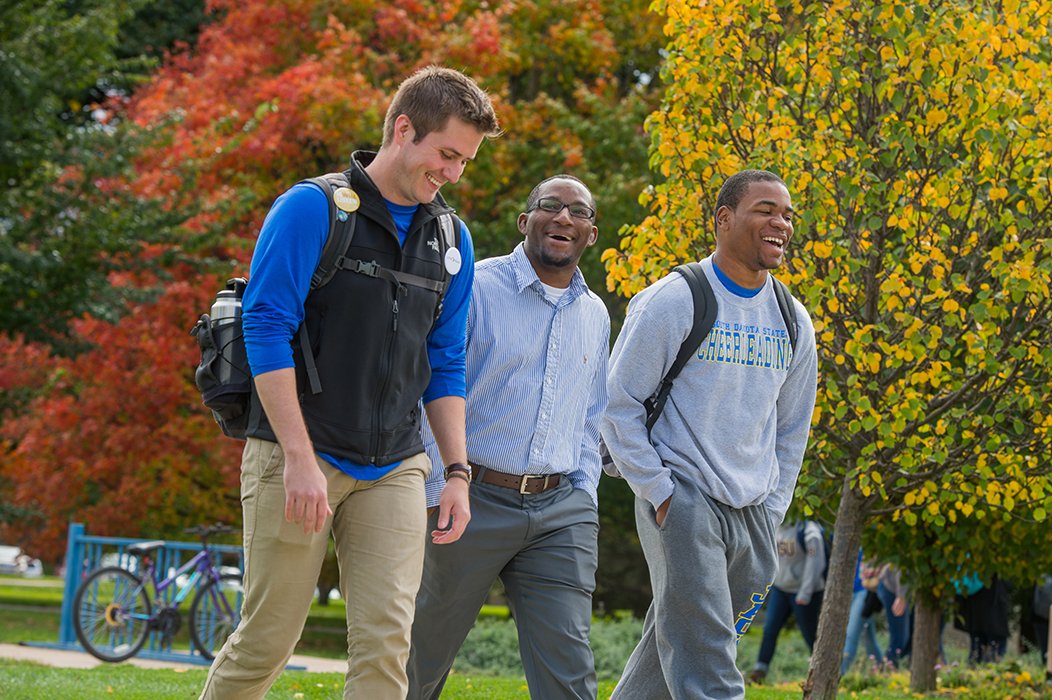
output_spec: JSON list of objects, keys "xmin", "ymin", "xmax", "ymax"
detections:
[{"xmin": 528, "ymin": 196, "xmax": 595, "ymax": 220}]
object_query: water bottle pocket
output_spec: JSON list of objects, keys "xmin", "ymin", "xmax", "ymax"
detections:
[{"xmin": 192, "ymin": 310, "xmax": 252, "ymax": 439}]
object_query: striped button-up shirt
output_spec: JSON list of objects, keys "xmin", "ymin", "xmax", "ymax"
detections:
[{"xmin": 423, "ymin": 243, "xmax": 610, "ymax": 507}]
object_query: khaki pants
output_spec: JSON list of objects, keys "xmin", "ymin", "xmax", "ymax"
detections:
[{"xmin": 201, "ymin": 438, "xmax": 430, "ymax": 700}]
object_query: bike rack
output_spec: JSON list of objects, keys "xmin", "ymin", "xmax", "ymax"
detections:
[{"xmin": 25, "ymin": 522, "xmax": 246, "ymax": 666}]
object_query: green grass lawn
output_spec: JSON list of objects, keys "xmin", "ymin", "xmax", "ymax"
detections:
[
  {"xmin": 0, "ymin": 582, "xmax": 65, "ymax": 607},
  {"xmin": 0, "ymin": 659, "xmax": 915, "ymax": 699},
  {"xmin": 1, "ymin": 575, "xmax": 1047, "ymax": 699},
  {"xmin": 0, "ymin": 574, "xmax": 354, "ymax": 658}
]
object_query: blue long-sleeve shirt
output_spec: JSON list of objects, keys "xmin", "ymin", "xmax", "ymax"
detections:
[
  {"xmin": 421, "ymin": 243, "xmax": 610, "ymax": 507},
  {"xmin": 242, "ymin": 181, "xmax": 474, "ymax": 478}
]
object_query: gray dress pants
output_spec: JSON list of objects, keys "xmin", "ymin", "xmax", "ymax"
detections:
[{"xmin": 407, "ymin": 476, "xmax": 599, "ymax": 700}]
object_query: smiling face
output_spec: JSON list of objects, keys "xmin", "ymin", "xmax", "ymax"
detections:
[
  {"xmin": 714, "ymin": 179, "xmax": 794, "ymax": 287},
  {"xmin": 518, "ymin": 177, "xmax": 598, "ymax": 288},
  {"xmin": 385, "ymin": 114, "xmax": 485, "ymax": 205}
]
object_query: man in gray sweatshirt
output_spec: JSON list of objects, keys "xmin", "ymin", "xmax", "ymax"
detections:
[{"xmin": 601, "ymin": 169, "xmax": 818, "ymax": 699}]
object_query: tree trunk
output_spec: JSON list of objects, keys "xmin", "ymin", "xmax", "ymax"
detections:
[
  {"xmin": 802, "ymin": 480, "xmax": 869, "ymax": 700},
  {"xmin": 910, "ymin": 594, "xmax": 941, "ymax": 691}
]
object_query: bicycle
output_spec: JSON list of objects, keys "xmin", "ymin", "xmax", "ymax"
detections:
[{"xmin": 72, "ymin": 523, "xmax": 242, "ymax": 663}]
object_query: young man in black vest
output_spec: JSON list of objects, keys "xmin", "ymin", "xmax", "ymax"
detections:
[{"xmin": 200, "ymin": 66, "xmax": 500, "ymax": 700}]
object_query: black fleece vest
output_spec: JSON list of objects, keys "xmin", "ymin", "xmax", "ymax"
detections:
[{"xmin": 248, "ymin": 151, "xmax": 458, "ymax": 465}]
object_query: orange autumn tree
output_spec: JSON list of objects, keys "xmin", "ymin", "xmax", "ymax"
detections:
[
  {"xmin": 1, "ymin": 279, "xmax": 242, "ymax": 560},
  {"xmin": 1, "ymin": 0, "xmax": 663, "ymax": 586}
]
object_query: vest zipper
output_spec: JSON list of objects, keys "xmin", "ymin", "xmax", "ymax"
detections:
[
  {"xmin": 371, "ymin": 282, "xmax": 406, "ymax": 461},
  {"xmin": 393, "ymin": 283, "xmax": 406, "ymax": 331}
]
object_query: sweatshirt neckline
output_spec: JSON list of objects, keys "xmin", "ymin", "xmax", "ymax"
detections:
[{"xmin": 711, "ymin": 257, "xmax": 765, "ymax": 298}]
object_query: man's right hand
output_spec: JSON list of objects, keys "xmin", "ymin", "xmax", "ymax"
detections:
[
  {"xmin": 431, "ymin": 476, "xmax": 470, "ymax": 544},
  {"xmin": 254, "ymin": 369, "xmax": 332, "ymax": 535},
  {"xmin": 283, "ymin": 455, "xmax": 332, "ymax": 534},
  {"xmin": 655, "ymin": 496, "xmax": 671, "ymax": 526}
]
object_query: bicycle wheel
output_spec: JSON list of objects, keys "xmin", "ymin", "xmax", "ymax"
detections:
[
  {"xmin": 73, "ymin": 566, "xmax": 152, "ymax": 662},
  {"xmin": 190, "ymin": 572, "xmax": 243, "ymax": 660}
]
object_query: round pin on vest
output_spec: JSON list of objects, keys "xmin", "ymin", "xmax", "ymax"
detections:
[
  {"xmin": 333, "ymin": 187, "xmax": 360, "ymax": 213},
  {"xmin": 444, "ymin": 247, "xmax": 462, "ymax": 275}
]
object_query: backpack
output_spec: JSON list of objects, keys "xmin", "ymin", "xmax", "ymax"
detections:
[
  {"xmin": 601, "ymin": 262, "xmax": 798, "ymax": 475},
  {"xmin": 796, "ymin": 521, "xmax": 832, "ymax": 580},
  {"xmin": 191, "ymin": 173, "xmax": 459, "ymax": 439}
]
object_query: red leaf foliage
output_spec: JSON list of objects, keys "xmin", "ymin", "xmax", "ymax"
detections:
[
  {"xmin": 0, "ymin": 279, "xmax": 242, "ymax": 562},
  {"xmin": 1, "ymin": 0, "xmax": 663, "ymax": 563}
]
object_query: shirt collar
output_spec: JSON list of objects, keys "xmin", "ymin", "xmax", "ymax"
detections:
[{"xmin": 510, "ymin": 243, "xmax": 587, "ymax": 302}]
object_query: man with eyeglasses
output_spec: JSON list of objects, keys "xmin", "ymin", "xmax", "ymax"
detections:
[{"xmin": 406, "ymin": 174, "xmax": 610, "ymax": 700}]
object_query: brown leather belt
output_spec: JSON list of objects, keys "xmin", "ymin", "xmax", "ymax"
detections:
[{"xmin": 470, "ymin": 465, "xmax": 561, "ymax": 495}]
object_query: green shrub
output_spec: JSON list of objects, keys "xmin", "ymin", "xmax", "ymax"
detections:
[
  {"xmin": 452, "ymin": 615, "xmax": 645, "ymax": 681},
  {"xmin": 454, "ymin": 619, "xmax": 523, "ymax": 677},
  {"xmin": 591, "ymin": 617, "xmax": 643, "ymax": 680}
]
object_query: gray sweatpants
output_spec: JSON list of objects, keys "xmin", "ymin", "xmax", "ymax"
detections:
[{"xmin": 612, "ymin": 474, "xmax": 778, "ymax": 700}]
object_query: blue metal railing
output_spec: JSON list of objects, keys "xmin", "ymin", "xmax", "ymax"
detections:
[{"xmin": 28, "ymin": 522, "xmax": 244, "ymax": 666}]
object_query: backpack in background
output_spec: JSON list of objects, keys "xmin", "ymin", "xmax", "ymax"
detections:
[{"xmin": 796, "ymin": 521, "xmax": 832, "ymax": 581}]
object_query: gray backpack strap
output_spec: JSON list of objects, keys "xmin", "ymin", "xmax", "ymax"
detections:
[
  {"xmin": 297, "ymin": 172, "xmax": 356, "ymax": 396},
  {"xmin": 336, "ymin": 259, "xmax": 446, "ymax": 293},
  {"xmin": 438, "ymin": 213, "xmax": 455, "ymax": 251},
  {"xmin": 771, "ymin": 275, "xmax": 798, "ymax": 356},
  {"xmin": 435, "ymin": 213, "xmax": 459, "ymax": 318},
  {"xmin": 337, "ymin": 211, "xmax": 460, "ymax": 300},
  {"xmin": 600, "ymin": 260, "xmax": 718, "ymax": 475},
  {"xmin": 643, "ymin": 262, "xmax": 717, "ymax": 432},
  {"xmin": 305, "ymin": 173, "xmax": 357, "ymax": 291}
]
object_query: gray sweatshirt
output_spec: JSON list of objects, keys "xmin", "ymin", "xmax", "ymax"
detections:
[
  {"xmin": 601, "ymin": 256, "xmax": 818, "ymax": 522},
  {"xmin": 773, "ymin": 521, "xmax": 827, "ymax": 602}
]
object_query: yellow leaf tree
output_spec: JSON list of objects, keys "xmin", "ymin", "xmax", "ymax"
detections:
[{"xmin": 605, "ymin": 0, "xmax": 1052, "ymax": 694}]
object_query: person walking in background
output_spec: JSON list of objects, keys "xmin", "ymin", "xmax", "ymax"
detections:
[
  {"xmin": 407, "ymin": 175, "xmax": 609, "ymax": 700},
  {"xmin": 876, "ymin": 563, "xmax": 912, "ymax": 668},
  {"xmin": 956, "ymin": 575, "xmax": 1011, "ymax": 665},
  {"xmin": 840, "ymin": 550, "xmax": 883, "ymax": 675},
  {"xmin": 199, "ymin": 66, "xmax": 500, "ymax": 700},
  {"xmin": 602, "ymin": 169, "xmax": 818, "ymax": 699},
  {"xmin": 1032, "ymin": 575, "xmax": 1052, "ymax": 668},
  {"xmin": 749, "ymin": 519, "xmax": 828, "ymax": 684}
]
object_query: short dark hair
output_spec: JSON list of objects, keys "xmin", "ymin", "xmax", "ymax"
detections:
[
  {"xmin": 714, "ymin": 170, "xmax": 787, "ymax": 226},
  {"xmin": 382, "ymin": 66, "xmax": 501, "ymax": 146},
  {"xmin": 525, "ymin": 174, "xmax": 595, "ymax": 212}
]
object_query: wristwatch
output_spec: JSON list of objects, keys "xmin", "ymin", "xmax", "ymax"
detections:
[{"xmin": 444, "ymin": 462, "xmax": 472, "ymax": 482}]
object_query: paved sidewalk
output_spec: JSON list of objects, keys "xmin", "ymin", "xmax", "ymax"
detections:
[{"xmin": 0, "ymin": 642, "xmax": 347, "ymax": 673}]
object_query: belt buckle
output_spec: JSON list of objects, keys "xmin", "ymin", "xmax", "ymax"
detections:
[{"xmin": 519, "ymin": 474, "xmax": 549, "ymax": 494}]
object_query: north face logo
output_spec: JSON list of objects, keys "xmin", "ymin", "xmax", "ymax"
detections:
[{"xmin": 427, "ymin": 238, "xmax": 440, "ymax": 252}]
